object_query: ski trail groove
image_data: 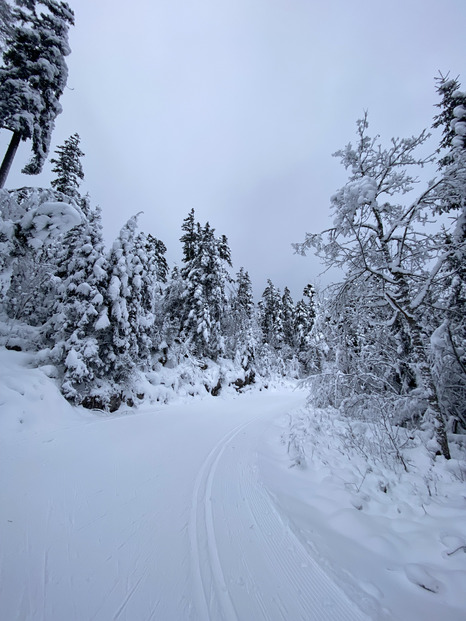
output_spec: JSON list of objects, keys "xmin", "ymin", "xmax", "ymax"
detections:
[
  {"xmin": 192, "ymin": 413, "xmax": 370, "ymax": 621},
  {"xmin": 189, "ymin": 419, "xmax": 259, "ymax": 621}
]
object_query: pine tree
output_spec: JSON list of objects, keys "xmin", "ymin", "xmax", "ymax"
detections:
[
  {"xmin": 0, "ymin": 0, "xmax": 74, "ymax": 186},
  {"xmin": 433, "ymin": 73, "xmax": 466, "ymax": 169},
  {"xmin": 258, "ymin": 279, "xmax": 284, "ymax": 349},
  {"xmin": 161, "ymin": 266, "xmax": 184, "ymax": 350},
  {"xmin": 281, "ymin": 287, "xmax": 295, "ymax": 348},
  {"xmin": 50, "ymin": 133, "xmax": 84, "ymax": 199},
  {"xmin": 178, "ymin": 211, "xmax": 232, "ymax": 360},
  {"xmin": 0, "ymin": 0, "xmax": 13, "ymax": 50},
  {"xmin": 49, "ymin": 205, "xmax": 109, "ymax": 402},
  {"xmin": 130, "ymin": 230, "xmax": 167, "ymax": 367},
  {"xmin": 293, "ymin": 300, "xmax": 310, "ymax": 351},
  {"xmin": 228, "ymin": 267, "xmax": 257, "ymax": 369},
  {"xmin": 430, "ymin": 75, "xmax": 466, "ymax": 432},
  {"xmin": 1, "ymin": 186, "xmax": 82, "ymax": 338},
  {"xmin": 103, "ymin": 214, "xmax": 142, "ymax": 381},
  {"xmin": 180, "ymin": 208, "xmax": 199, "ymax": 264},
  {"xmin": 303, "ymin": 283, "xmax": 316, "ymax": 328}
]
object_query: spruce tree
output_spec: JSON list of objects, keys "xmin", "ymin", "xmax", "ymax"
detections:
[
  {"xmin": 0, "ymin": 0, "xmax": 13, "ymax": 50},
  {"xmin": 104, "ymin": 214, "xmax": 142, "ymax": 381},
  {"xmin": 50, "ymin": 133, "xmax": 85, "ymax": 199},
  {"xmin": 229, "ymin": 267, "xmax": 257, "ymax": 370},
  {"xmin": 178, "ymin": 211, "xmax": 232, "ymax": 360},
  {"xmin": 431, "ymin": 75, "xmax": 466, "ymax": 432},
  {"xmin": 0, "ymin": 0, "xmax": 74, "ymax": 186},
  {"xmin": 49, "ymin": 205, "xmax": 108, "ymax": 402},
  {"xmin": 259, "ymin": 279, "xmax": 284, "ymax": 349},
  {"xmin": 281, "ymin": 287, "xmax": 295, "ymax": 348}
]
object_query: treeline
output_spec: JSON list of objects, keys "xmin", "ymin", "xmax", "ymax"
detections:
[{"xmin": 0, "ymin": 147, "xmax": 315, "ymax": 408}]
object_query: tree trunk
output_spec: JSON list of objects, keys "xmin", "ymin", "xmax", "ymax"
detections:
[
  {"xmin": 406, "ymin": 314, "xmax": 451, "ymax": 460},
  {"xmin": 0, "ymin": 131, "xmax": 21, "ymax": 188},
  {"xmin": 390, "ymin": 274, "xmax": 451, "ymax": 460}
]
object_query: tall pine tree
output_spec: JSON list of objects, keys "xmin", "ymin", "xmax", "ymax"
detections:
[
  {"xmin": 0, "ymin": 0, "xmax": 74, "ymax": 186},
  {"xmin": 50, "ymin": 133, "xmax": 84, "ymax": 199}
]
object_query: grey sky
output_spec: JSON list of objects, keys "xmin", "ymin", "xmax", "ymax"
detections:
[{"xmin": 1, "ymin": 0, "xmax": 466, "ymax": 298}]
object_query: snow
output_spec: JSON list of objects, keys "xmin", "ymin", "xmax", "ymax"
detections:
[
  {"xmin": 20, "ymin": 201, "xmax": 83, "ymax": 248},
  {"xmin": 453, "ymin": 121, "xmax": 466, "ymax": 137},
  {"xmin": 0, "ymin": 348, "xmax": 465, "ymax": 620},
  {"xmin": 277, "ymin": 407, "xmax": 466, "ymax": 620}
]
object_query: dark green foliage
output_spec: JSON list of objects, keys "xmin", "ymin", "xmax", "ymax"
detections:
[
  {"xmin": 51, "ymin": 133, "xmax": 84, "ymax": 198},
  {"xmin": 433, "ymin": 73, "xmax": 466, "ymax": 168}
]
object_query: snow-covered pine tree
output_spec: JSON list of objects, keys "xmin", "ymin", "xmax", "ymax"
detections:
[
  {"xmin": 161, "ymin": 265, "xmax": 185, "ymax": 354},
  {"xmin": 146, "ymin": 233, "xmax": 168, "ymax": 284},
  {"xmin": 103, "ymin": 214, "xmax": 142, "ymax": 384},
  {"xmin": 48, "ymin": 204, "xmax": 109, "ymax": 402},
  {"xmin": 0, "ymin": 187, "xmax": 82, "ymax": 348},
  {"xmin": 281, "ymin": 286, "xmax": 295, "ymax": 348},
  {"xmin": 178, "ymin": 212, "xmax": 232, "ymax": 360},
  {"xmin": 0, "ymin": 0, "xmax": 74, "ymax": 186},
  {"xmin": 303, "ymin": 283, "xmax": 316, "ymax": 328},
  {"xmin": 180, "ymin": 207, "xmax": 199, "ymax": 264},
  {"xmin": 293, "ymin": 299, "xmax": 309, "ymax": 351},
  {"xmin": 258, "ymin": 279, "xmax": 284, "ymax": 350},
  {"xmin": 129, "ymin": 230, "xmax": 168, "ymax": 367},
  {"xmin": 227, "ymin": 267, "xmax": 258, "ymax": 371},
  {"xmin": 50, "ymin": 133, "xmax": 84, "ymax": 199},
  {"xmin": 0, "ymin": 0, "xmax": 13, "ymax": 50},
  {"xmin": 430, "ymin": 75, "xmax": 466, "ymax": 432},
  {"xmin": 433, "ymin": 73, "xmax": 466, "ymax": 169}
]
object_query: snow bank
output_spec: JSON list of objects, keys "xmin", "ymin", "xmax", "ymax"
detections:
[
  {"xmin": 263, "ymin": 407, "xmax": 466, "ymax": 620},
  {"xmin": 0, "ymin": 348, "xmax": 92, "ymax": 436}
]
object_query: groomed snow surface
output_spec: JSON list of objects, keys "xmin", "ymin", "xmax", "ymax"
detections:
[{"xmin": 0, "ymin": 349, "xmax": 465, "ymax": 621}]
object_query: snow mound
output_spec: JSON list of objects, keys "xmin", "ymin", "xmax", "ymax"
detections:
[
  {"xmin": 261, "ymin": 407, "xmax": 466, "ymax": 621},
  {"xmin": 0, "ymin": 348, "xmax": 90, "ymax": 435}
]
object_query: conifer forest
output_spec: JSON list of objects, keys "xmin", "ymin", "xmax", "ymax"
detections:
[{"xmin": 0, "ymin": 2, "xmax": 465, "ymax": 620}]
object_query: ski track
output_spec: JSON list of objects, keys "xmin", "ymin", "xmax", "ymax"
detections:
[
  {"xmin": 189, "ymin": 411, "xmax": 370, "ymax": 621},
  {"xmin": 189, "ymin": 419, "xmax": 256, "ymax": 621},
  {"xmin": 0, "ymin": 390, "xmax": 370, "ymax": 621}
]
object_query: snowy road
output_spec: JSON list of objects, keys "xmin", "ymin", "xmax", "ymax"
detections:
[{"xmin": 0, "ymin": 388, "xmax": 369, "ymax": 621}]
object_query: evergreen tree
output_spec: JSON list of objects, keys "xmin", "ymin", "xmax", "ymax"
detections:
[
  {"xmin": 433, "ymin": 73, "xmax": 466, "ymax": 169},
  {"xmin": 258, "ymin": 279, "xmax": 284, "ymax": 349},
  {"xmin": 1, "ymin": 186, "xmax": 82, "ymax": 335},
  {"xmin": 49, "ymin": 205, "xmax": 109, "ymax": 402},
  {"xmin": 103, "ymin": 214, "xmax": 142, "ymax": 381},
  {"xmin": 0, "ymin": 0, "xmax": 13, "ymax": 50},
  {"xmin": 161, "ymin": 265, "xmax": 184, "ymax": 350},
  {"xmin": 0, "ymin": 0, "xmax": 74, "ymax": 186},
  {"xmin": 293, "ymin": 299, "xmax": 311, "ymax": 352},
  {"xmin": 50, "ymin": 133, "xmax": 84, "ymax": 199},
  {"xmin": 303, "ymin": 283, "xmax": 316, "ymax": 328},
  {"xmin": 129, "ymin": 230, "xmax": 167, "ymax": 367},
  {"xmin": 430, "ymin": 75, "xmax": 466, "ymax": 432},
  {"xmin": 228, "ymin": 267, "xmax": 257, "ymax": 369},
  {"xmin": 178, "ymin": 212, "xmax": 232, "ymax": 360},
  {"xmin": 146, "ymin": 233, "xmax": 168, "ymax": 284},
  {"xmin": 180, "ymin": 208, "xmax": 199, "ymax": 264},
  {"xmin": 281, "ymin": 286, "xmax": 295, "ymax": 348}
]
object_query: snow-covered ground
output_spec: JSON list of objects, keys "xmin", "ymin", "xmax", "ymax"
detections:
[{"xmin": 1, "ymin": 349, "xmax": 465, "ymax": 620}]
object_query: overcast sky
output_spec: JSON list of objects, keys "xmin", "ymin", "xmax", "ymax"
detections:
[{"xmin": 2, "ymin": 0, "xmax": 466, "ymax": 298}]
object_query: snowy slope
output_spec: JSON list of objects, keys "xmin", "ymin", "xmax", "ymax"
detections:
[
  {"xmin": 1, "ymin": 348, "xmax": 465, "ymax": 620},
  {"xmin": 268, "ymin": 408, "xmax": 466, "ymax": 621}
]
